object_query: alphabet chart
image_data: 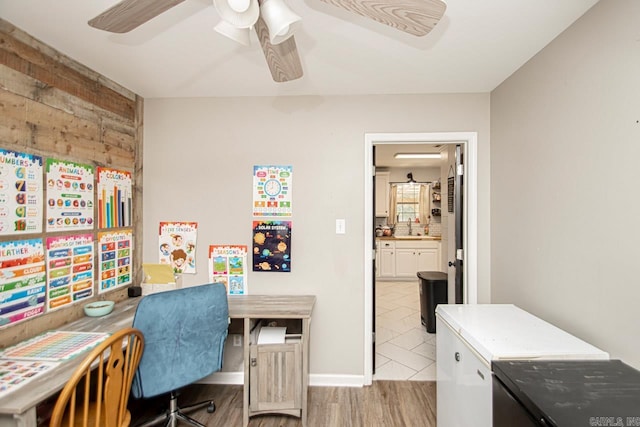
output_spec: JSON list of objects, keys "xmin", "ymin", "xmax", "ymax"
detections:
[{"xmin": 1, "ymin": 331, "xmax": 109, "ymax": 361}]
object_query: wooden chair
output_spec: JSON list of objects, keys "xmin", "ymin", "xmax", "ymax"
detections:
[{"xmin": 50, "ymin": 327, "xmax": 145, "ymax": 427}]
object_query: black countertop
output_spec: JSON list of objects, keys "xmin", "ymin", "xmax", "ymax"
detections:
[{"xmin": 492, "ymin": 360, "xmax": 640, "ymax": 426}]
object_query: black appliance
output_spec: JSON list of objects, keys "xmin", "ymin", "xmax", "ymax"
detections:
[
  {"xmin": 492, "ymin": 359, "xmax": 640, "ymax": 427},
  {"xmin": 416, "ymin": 271, "xmax": 447, "ymax": 333}
]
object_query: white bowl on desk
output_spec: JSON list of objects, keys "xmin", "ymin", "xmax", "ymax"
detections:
[{"xmin": 84, "ymin": 300, "xmax": 115, "ymax": 317}]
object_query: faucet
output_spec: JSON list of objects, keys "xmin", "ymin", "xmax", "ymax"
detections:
[{"xmin": 407, "ymin": 218, "xmax": 412, "ymax": 235}]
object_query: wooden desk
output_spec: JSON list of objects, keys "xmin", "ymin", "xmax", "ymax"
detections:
[{"xmin": 0, "ymin": 294, "xmax": 315, "ymax": 427}]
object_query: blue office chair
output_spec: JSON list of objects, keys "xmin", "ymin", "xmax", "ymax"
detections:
[{"xmin": 131, "ymin": 283, "xmax": 229, "ymax": 427}]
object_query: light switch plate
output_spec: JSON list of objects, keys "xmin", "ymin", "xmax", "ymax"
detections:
[{"xmin": 336, "ymin": 219, "xmax": 346, "ymax": 234}]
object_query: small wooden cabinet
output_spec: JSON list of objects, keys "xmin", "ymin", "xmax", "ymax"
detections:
[{"xmin": 230, "ymin": 295, "xmax": 315, "ymax": 427}]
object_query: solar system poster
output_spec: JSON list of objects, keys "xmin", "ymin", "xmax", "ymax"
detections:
[
  {"xmin": 45, "ymin": 159, "xmax": 94, "ymax": 232},
  {"xmin": 252, "ymin": 165, "xmax": 292, "ymax": 217},
  {"xmin": 98, "ymin": 230, "xmax": 133, "ymax": 293},
  {"xmin": 0, "ymin": 149, "xmax": 43, "ymax": 236},
  {"xmin": 252, "ymin": 221, "xmax": 291, "ymax": 272},
  {"xmin": 46, "ymin": 234, "xmax": 94, "ymax": 311},
  {"xmin": 209, "ymin": 245, "xmax": 248, "ymax": 295},
  {"xmin": 0, "ymin": 238, "xmax": 46, "ymax": 328}
]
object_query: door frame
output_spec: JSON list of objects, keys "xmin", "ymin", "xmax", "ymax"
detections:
[{"xmin": 363, "ymin": 131, "xmax": 478, "ymax": 385}]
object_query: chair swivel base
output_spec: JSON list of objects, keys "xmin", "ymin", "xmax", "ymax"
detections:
[{"xmin": 134, "ymin": 391, "xmax": 215, "ymax": 427}]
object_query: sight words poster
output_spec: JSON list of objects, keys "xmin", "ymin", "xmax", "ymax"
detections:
[
  {"xmin": 46, "ymin": 234, "xmax": 94, "ymax": 310},
  {"xmin": 209, "ymin": 245, "xmax": 248, "ymax": 295},
  {"xmin": 98, "ymin": 230, "xmax": 133, "ymax": 293},
  {"xmin": 46, "ymin": 159, "xmax": 94, "ymax": 232},
  {"xmin": 158, "ymin": 221, "xmax": 197, "ymax": 274},
  {"xmin": 252, "ymin": 221, "xmax": 291, "ymax": 272},
  {"xmin": 0, "ymin": 239, "xmax": 46, "ymax": 327},
  {"xmin": 0, "ymin": 149, "xmax": 43, "ymax": 236},
  {"xmin": 252, "ymin": 165, "xmax": 292, "ymax": 217},
  {"xmin": 97, "ymin": 167, "xmax": 132, "ymax": 229}
]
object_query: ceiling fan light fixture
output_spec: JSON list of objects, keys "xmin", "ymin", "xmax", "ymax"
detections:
[
  {"xmin": 259, "ymin": 0, "xmax": 301, "ymax": 44},
  {"xmin": 214, "ymin": 0, "xmax": 259, "ymax": 28},
  {"xmin": 214, "ymin": 20, "xmax": 252, "ymax": 46}
]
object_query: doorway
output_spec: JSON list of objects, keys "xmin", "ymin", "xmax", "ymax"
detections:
[{"xmin": 363, "ymin": 132, "xmax": 478, "ymax": 385}]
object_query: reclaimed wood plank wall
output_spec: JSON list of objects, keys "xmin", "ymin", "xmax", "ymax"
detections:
[{"xmin": 0, "ymin": 18, "xmax": 144, "ymax": 347}]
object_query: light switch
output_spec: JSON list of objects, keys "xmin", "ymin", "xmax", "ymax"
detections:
[{"xmin": 336, "ymin": 219, "xmax": 346, "ymax": 234}]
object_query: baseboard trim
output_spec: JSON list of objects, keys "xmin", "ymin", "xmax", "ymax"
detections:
[{"xmin": 198, "ymin": 372, "xmax": 365, "ymax": 387}]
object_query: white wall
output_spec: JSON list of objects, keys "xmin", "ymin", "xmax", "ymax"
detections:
[
  {"xmin": 143, "ymin": 93, "xmax": 490, "ymax": 381},
  {"xmin": 491, "ymin": 0, "xmax": 640, "ymax": 368}
]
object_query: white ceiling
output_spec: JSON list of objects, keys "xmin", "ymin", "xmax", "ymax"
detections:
[{"xmin": 0, "ymin": 0, "xmax": 598, "ymax": 99}]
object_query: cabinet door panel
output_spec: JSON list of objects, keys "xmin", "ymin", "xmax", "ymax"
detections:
[
  {"xmin": 436, "ymin": 318, "xmax": 458, "ymax": 427},
  {"xmin": 379, "ymin": 248, "xmax": 395, "ymax": 277},
  {"xmin": 417, "ymin": 248, "xmax": 439, "ymax": 272},
  {"xmin": 250, "ymin": 343, "xmax": 301, "ymax": 412},
  {"xmin": 394, "ymin": 248, "xmax": 416, "ymax": 278}
]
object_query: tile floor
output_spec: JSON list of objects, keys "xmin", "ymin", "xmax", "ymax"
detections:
[{"xmin": 373, "ymin": 280, "xmax": 437, "ymax": 381}]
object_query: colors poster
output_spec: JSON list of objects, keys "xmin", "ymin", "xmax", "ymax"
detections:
[
  {"xmin": 158, "ymin": 221, "xmax": 197, "ymax": 274},
  {"xmin": 98, "ymin": 230, "xmax": 133, "ymax": 293},
  {"xmin": 0, "ymin": 239, "xmax": 46, "ymax": 327},
  {"xmin": 252, "ymin": 165, "xmax": 292, "ymax": 217},
  {"xmin": 97, "ymin": 167, "xmax": 132, "ymax": 228},
  {"xmin": 252, "ymin": 221, "xmax": 291, "ymax": 272},
  {"xmin": 209, "ymin": 245, "xmax": 248, "ymax": 295},
  {"xmin": 0, "ymin": 149, "xmax": 43, "ymax": 236},
  {"xmin": 46, "ymin": 159, "xmax": 94, "ymax": 231},
  {"xmin": 46, "ymin": 234, "xmax": 94, "ymax": 310}
]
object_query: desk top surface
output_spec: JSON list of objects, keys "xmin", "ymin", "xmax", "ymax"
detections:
[{"xmin": 0, "ymin": 293, "xmax": 316, "ymax": 415}]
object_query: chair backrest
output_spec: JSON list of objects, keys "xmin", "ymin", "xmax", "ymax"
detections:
[
  {"xmin": 131, "ymin": 283, "xmax": 229, "ymax": 399},
  {"xmin": 50, "ymin": 327, "xmax": 145, "ymax": 427}
]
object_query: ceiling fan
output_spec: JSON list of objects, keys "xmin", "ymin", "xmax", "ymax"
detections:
[{"xmin": 87, "ymin": 0, "xmax": 447, "ymax": 83}]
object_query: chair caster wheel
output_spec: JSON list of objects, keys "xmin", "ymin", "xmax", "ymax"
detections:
[{"xmin": 207, "ymin": 402, "xmax": 216, "ymax": 413}]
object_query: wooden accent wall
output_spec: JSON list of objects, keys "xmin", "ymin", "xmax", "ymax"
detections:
[{"xmin": 0, "ymin": 19, "xmax": 143, "ymax": 347}]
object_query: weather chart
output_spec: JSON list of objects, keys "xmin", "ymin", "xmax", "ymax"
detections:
[
  {"xmin": 252, "ymin": 165, "xmax": 292, "ymax": 217},
  {"xmin": 0, "ymin": 149, "xmax": 43, "ymax": 236}
]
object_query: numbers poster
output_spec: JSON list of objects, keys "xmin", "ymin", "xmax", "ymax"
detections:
[
  {"xmin": 46, "ymin": 159, "xmax": 94, "ymax": 231},
  {"xmin": 252, "ymin": 165, "xmax": 292, "ymax": 217},
  {"xmin": 0, "ymin": 239, "xmax": 46, "ymax": 328},
  {"xmin": 252, "ymin": 221, "xmax": 291, "ymax": 272},
  {"xmin": 209, "ymin": 245, "xmax": 248, "ymax": 295},
  {"xmin": 46, "ymin": 234, "xmax": 94, "ymax": 310},
  {"xmin": 97, "ymin": 167, "xmax": 132, "ymax": 228},
  {"xmin": 98, "ymin": 230, "xmax": 133, "ymax": 293},
  {"xmin": 158, "ymin": 221, "xmax": 197, "ymax": 274},
  {"xmin": 0, "ymin": 149, "xmax": 43, "ymax": 236}
]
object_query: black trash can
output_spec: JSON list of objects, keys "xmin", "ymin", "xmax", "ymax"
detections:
[{"xmin": 417, "ymin": 271, "xmax": 448, "ymax": 333}]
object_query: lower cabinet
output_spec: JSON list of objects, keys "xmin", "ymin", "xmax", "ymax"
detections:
[
  {"xmin": 436, "ymin": 316, "xmax": 492, "ymax": 427},
  {"xmin": 377, "ymin": 240, "xmax": 441, "ymax": 279}
]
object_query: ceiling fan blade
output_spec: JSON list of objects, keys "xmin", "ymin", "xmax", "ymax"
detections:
[
  {"xmin": 254, "ymin": 16, "xmax": 303, "ymax": 83},
  {"xmin": 319, "ymin": 0, "xmax": 446, "ymax": 37},
  {"xmin": 88, "ymin": 0, "xmax": 187, "ymax": 33}
]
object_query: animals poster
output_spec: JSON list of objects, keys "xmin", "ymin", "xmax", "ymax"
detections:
[
  {"xmin": 46, "ymin": 234, "xmax": 94, "ymax": 311},
  {"xmin": 0, "ymin": 239, "xmax": 46, "ymax": 328},
  {"xmin": 209, "ymin": 245, "xmax": 248, "ymax": 295},
  {"xmin": 97, "ymin": 167, "xmax": 132, "ymax": 228},
  {"xmin": 252, "ymin": 221, "xmax": 291, "ymax": 272},
  {"xmin": 252, "ymin": 165, "xmax": 292, "ymax": 217},
  {"xmin": 45, "ymin": 159, "xmax": 94, "ymax": 232},
  {"xmin": 0, "ymin": 149, "xmax": 43, "ymax": 236},
  {"xmin": 98, "ymin": 230, "xmax": 133, "ymax": 293},
  {"xmin": 158, "ymin": 221, "xmax": 197, "ymax": 274}
]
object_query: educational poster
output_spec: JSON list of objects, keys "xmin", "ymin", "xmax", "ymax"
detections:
[
  {"xmin": 0, "ymin": 239, "xmax": 46, "ymax": 328},
  {"xmin": 209, "ymin": 245, "xmax": 248, "ymax": 295},
  {"xmin": 0, "ymin": 149, "xmax": 43, "ymax": 236},
  {"xmin": 252, "ymin": 165, "xmax": 292, "ymax": 217},
  {"xmin": 98, "ymin": 230, "xmax": 133, "ymax": 293},
  {"xmin": 0, "ymin": 359, "xmax": 58, "ymax": 399},
  {"xmin": 158, "ymin": 221, "xmax": 197, "ymax": 274},
  {"xmin": 97, "ymin": 167, "xmax": 132, "ymax": 228},
  {"xmin": 46, "ymin": 234, "xmax": 94, "ymax": 311},
  {"xmin": 252, "ymin": 221, "xmax": 291, "ymax": 272},
  {"xmin": 46, "ymin": 159, "xmax": 94, "ymax": 232}
]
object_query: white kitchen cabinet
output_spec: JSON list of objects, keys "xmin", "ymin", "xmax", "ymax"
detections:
[
  {"xmin": 375, "ymin": 171, "xmax": 390, "ymax": 217},
  {"xmin": 378, "ymin": 241, "xmax": 395, "ymax": 278},
  {"xmin": 436, "ymin": 304, "xmax": 609, "ymax": 427},
  {"xmin": 394, "ymin": 240, "xmax": 441, "ymax": 278}
]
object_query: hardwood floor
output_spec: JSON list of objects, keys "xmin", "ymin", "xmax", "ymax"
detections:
[{"xmin": 130, "ymin": 381, "xmax": 436, "ymax": 427}]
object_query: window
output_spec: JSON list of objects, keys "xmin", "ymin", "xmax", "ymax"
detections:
[{"xmin": 395, "ymin": 183, "xmax": 421, "ymax": 222}]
